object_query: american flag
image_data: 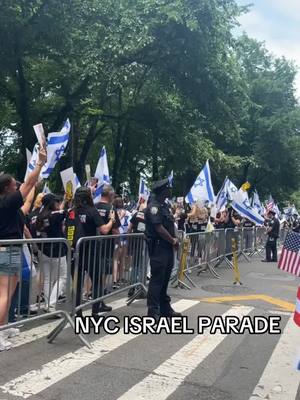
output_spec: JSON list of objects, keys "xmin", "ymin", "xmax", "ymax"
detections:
[
  {"xmin": 266, "ymin": 201, "xmax": 274, "ymax": 212},
  {"xmin": 278, "ymin": 232, "xmax": 300, "ymax": 277}
]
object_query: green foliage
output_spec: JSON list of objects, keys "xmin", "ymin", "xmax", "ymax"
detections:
[{"xmin": 0, "ymin": 0, "xmax": 299, "ymax": 202}]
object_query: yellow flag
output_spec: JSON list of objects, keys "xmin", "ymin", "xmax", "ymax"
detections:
[{"xmin": 241, "ymin": 181, "xmax": 251, "ymax": 191}]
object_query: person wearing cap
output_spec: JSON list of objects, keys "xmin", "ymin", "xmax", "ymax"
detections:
[
  {"xmin": 262, "ymin": 210, "xmax": 280, "ymax": 262},
  {"xmin": 145, "ymin": 178, "xmax": 181, "ymax": 320},
  {"xmin": 35, "ymin": 193, "xmax": 68, "ymax": 310}
]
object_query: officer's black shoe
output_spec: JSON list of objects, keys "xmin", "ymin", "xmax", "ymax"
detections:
[
  {"xmin": 98, "ymin": 301, "xmax": 112, "ymax": 312},
  {"xmin": 147, "ymin": 314, "xmax": 160, "ymax": 324},
  {"xmin": 161, "ymin": 310, "xmax": 182, "ymax": 318},
  {"xmin": 261, "ymin": 259, "xmax": 271, "ymax": 263},
  {"xmin": 90, "ymin": 314, "xmax": 105, "ymax": 326}
]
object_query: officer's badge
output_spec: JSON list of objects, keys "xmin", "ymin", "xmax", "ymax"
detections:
[{"xmin": 151, "ymin": 206, "xmax": 158, "ymax": 215}]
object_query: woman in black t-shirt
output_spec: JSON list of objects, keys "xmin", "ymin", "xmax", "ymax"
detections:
[
  {"xmin": 35, "ymin": 193, "xmax": 67, "ymax": 310},
  {"xmin": 66, "ymin": 187, "xmax": 116, "ymax": 319},
  {"xmin": 0, "ymin": 147, "xmax": 47, "ymax": 336}
]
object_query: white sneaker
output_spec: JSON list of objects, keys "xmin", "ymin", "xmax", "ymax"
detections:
[
  {"xmin": 1, "ymin": 328, "xmax": 20, "ymax": 339},
  {"xmin": 0, "ymin": 333, "xmax": 12, "ymax": 351}
]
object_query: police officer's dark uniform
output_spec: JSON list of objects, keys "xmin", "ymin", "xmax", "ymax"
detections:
[
  {"xmin": 262, "ymin": 211, "xmax": 280, "ymax": 262},
  {"xmin": 145, "ymin": 179, "xmax": 181, "ymax": 319}
]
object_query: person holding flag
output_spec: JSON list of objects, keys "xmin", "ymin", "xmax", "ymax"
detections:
[{"xmin": 0, "ymin": 146, "xmax": 47, "ymax": 349}]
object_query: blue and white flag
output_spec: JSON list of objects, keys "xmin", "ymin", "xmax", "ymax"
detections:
[
  {"xmin": 216, "ymin": 178, "xmax": 228, "ymax": 211},
  {"xmin": 168, "ymin": 170, "xmax": 174, "ymax": 187},
  {"xmin": 93, "ymin": 146, "xmax": 110, "ymax": 203},
  {"xmin": 74, "ymin": 174, "xmax": 81, "ymax": 189},
  {"xmin": 94, "ymin": 146, "xmax": 110, "ymax": 185},
  {"xmin": 185, "ymin": 160, "xmax": 215, "ymax": 205},
  {"xmin": 22, "ymin": 244, "xmax": 36, "ymax": 280},
  {"xmin": 41, "ymin": 119, "xmax": 71, "ymax": 179},
  {"xmin": 284, "ymin": 205, "xmax": 298, "ymax": 217},
  {"xmin": 226, "ymin": 179, "xmax": 238, "ymax": 201},
  {"xmin": 232, "ymin": 189, "xmax": 265, "ymax": 225},
  {"xmin": 273, "ymin": 203, "xmax": 281, "ymax": 219},
  {"xmin": 139, "ymin": 177, "xmax": 150, "ymax": 201},
  {"xmin": 25, "ymin": 144, "xmax": 39, "ymax": 181},
  {"xmin": 251, "ymin": 190, "xmax": 264, "ymax": 215}
]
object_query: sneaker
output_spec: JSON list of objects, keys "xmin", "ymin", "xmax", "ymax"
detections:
[
  {"xmin": 0, "ymin": 333, "xmax": 12, "ymax": 351},
  {"xmin": 113, "ymin": 282, "xmax": 120, "ymax": 290},
  {"xmin": 2, "ymin": 328, "xmax": 20, "ymax": 339}
]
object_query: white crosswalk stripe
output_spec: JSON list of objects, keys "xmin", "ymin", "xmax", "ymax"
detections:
[
  {"xmin": 1, "ymin": 303, "xmax": 299, "ymax": 400},
  {"xmin": 249, "ymin": 315, "xmax": 300, "ymax": 400},
  {"xmin": 0, "ymin": 299, "xmax": 199, "ymax": 399},
  {"xmin": 116, "ymin": 306, "xmax": 254, "ymax": 400}
]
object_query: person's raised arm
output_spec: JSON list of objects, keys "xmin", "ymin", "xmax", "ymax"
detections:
[
  {"xmin": 21, "ymin": 186, "xmax": 36, "ymax": 215},
  {"xmin": 20, "ymin": 147, "xmax": 47, "ymax": 200}
]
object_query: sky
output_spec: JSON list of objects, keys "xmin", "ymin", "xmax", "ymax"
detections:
[{"xmin": 236, "ymin": 0, "xmax": 300, "ymax": 100}]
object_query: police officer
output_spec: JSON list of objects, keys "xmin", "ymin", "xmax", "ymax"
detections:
[
  {"xmin": 145, "ymin": 178, "xmax": 181, "ymax": 319},
  {"xmin": 262, "ymin": 210, "xmax": 280, "ymax": 262}
]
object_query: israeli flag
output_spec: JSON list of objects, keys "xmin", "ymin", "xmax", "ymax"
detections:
[
  {"xmin": 251, "ymin": 190, "xmax": 263, "ymax": 215},
  {"xmin": 93, "ymin": 146, "xmax": 110, "ymax": 203},
  {"xmin": 94, "ymin": 146, "xmax": 110, "ymax": 185},
  {"xmin": 232, "ymin": 189, "xmax": 265, "ymax": 225},
  {"xmin": 74, "ymin": 174, "xmax": 81, "ymax": 189},
  {"xmin": 41, "ymin": 119, "xmax": 71, "ymax": 179},
  {"xmin": 185, "ymin": 160, "xmax": 215, "ymax": 205},
  {"xmin": 216, "ymin": 178, "xmax": 228, "ymax": 211},
  {"xmin": 284, "ymin": 205, "xmax": 298, "ymax": 216},
  {"xmin": 25, "ymin": 144, "xmax": 39, "ymax": 181},
  {"xmin": 22, "ymin": 244, "xmax": 36, "ymax": 280},
  {"xmin": 168, "ymin": 170, "xmax": 174, "ymax": 187},
  {"xmin": 226, "ymin": 179, "xmax": 238, "ymax": 201},
  {"xmin": 139, "ymin": 177, "xmax": 150, "ymax": 201},
  {"xmin": 273, "ymin": 203, "xmax": 281, "ymax": 218}
]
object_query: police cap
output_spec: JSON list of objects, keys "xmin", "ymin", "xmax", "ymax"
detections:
[{"xmin": 152, "ymin": 178, "xmax": 171, "ymax": 194}]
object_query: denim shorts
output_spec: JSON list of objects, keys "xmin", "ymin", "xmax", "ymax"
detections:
[{"xmin": 0, "ymin": 247, "xmax": 21, "ymax": 276}]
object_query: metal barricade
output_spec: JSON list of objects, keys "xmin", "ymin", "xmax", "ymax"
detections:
[
  {"xmin": 254, "ymin": 226, "xmax": 266, "ymax": 256},
  {"xmin": 0, "ymin": 238, "xmax": 88, "ymax": 347},
  {"xmin": 73, "ymin": 233, "xmax": 148, "ymax": 314},
  {"xmin": 175, "ymin": 229, "xmax": 227, "ymax": 287},
  {"xmin": 240, "ymin": 227, "xmax": 255, "ymax": 261}
]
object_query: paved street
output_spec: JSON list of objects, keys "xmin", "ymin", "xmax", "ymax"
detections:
[{"xmin": 0, "ymin": 255, "xmax": 299, "ymax": 400}]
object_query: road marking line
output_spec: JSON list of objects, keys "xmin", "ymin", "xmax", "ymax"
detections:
[
  {"xmin": 0, "ymin": 299, "xmax": 199, "ymax": 399},
  {"xmin": 9, "ymin": 298, "xmax": 128, "ymax": 349},
  {"xmin": 249, "ymin": 316, "xmax": 300, "ymax": 400},
  {"xmin": 198, "ymin": 295, "xmax": 295, "ymax": 312},
  {"xmin": 116, "ymin": 306, "xmax": 254, "ymax": 400}
]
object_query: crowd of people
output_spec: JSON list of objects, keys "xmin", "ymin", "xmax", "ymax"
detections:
[{"xmin": 0, "ymin": 146, "xmax": 294, "ymax": 350}]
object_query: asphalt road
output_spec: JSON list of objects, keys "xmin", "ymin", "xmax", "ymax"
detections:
[{"xmin": 0, "ymin": 254, "xmax": 299, "ymax": 400}]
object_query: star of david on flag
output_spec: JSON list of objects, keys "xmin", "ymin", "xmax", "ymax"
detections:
[{"xmin": 185, "ymin": 160, "xmax": 215, "ymax": 205}]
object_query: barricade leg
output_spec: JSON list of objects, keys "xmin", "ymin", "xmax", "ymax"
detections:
[{"xmin": 47, "ymin": 310, "xmax": 92, "ymax": 349}]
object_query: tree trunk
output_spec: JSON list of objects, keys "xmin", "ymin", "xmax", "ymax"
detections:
[{"xmin": 15, "ymin": 56, "xmax": 33, "ymax": 179}]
